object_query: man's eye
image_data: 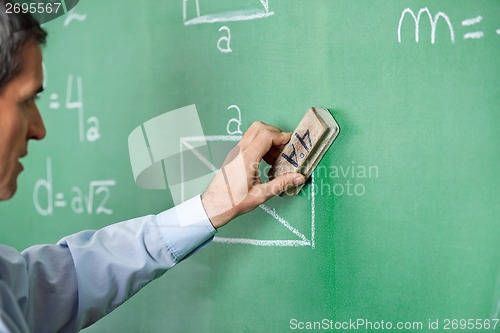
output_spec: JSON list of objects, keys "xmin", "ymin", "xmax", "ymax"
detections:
[
  {"xmin": 24, "ymin": 97, "xmax": 36, "ymax": 105},
  {"xmin": 20, "ymin": 94, "xmax": 41, "ymax": 109}
]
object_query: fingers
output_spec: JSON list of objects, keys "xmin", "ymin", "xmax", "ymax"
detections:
[
  {"xmin": 251, "ymin": 172, "xmax": 305, "ymax": 203},
  {"xmin": 203, "ymin": 121, "xmax": 306, "ymax": 229},
  {"xmin": 238, "ymin": 121, "xmax": 276, "ymax": 148},
  {"xmin": 239, "ymin": 121, "xmax": 291, "ymax": 149},
  {"xmin": 239, "ymin": 121, "xmax": 292, "ymax": 166}
]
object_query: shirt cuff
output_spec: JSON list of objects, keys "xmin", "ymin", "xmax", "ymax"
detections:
[{"xmin": 155, "ymin": 195, "xmax": 216, "ymax": 262}]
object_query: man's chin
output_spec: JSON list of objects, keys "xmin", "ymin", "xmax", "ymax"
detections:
[{"xmin": 0, "ymin": 181, "xmax": 18, "ymax": 201}]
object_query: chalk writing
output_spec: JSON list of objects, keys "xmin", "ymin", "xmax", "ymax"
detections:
[
  {"xmin": 217, "ymin": 26, "xmax": 232, "ymax": 53},
  {"xmin": 33, "ymin": 157, "xmax": 116, "ymax": 216},
  {"xmin": 398, "ymin": 8, "xmax": 498, "ymax": 44},
  {"xmin": 182, "ymin": 0, "xmax": 274, "ymax": 26},
  {"xmin": 462, "ymin": 16, "xmax": 484, "ymax": 40},
  {"xmin": 63, "ymin": 9, "xmax": 87, "ymax": 26},
  {"xmin": 226, "ymin": 105, "xmax": 242, "ymax": 135},
  {"xmin": 47, "ymin": 74, "xmax": 100, "ymax": 142},
  {"xmin": 398, "ymin": 8, "xmax": 455, "ymax": 44}
]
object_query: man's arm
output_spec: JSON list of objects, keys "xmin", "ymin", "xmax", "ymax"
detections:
[{"xmin": 13, "ymin": 122, "xmax": 304, "ymax": 332}]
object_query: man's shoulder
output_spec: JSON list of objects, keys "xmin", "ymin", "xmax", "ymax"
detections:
[
  {"xmin": 0, "ymin": 244, "xmax": 23, "ymax": 261},
  {"xmin": 0, "ymin": 244, "xmax": 26, "ymax": 274},
  {"xmin": 0, "ymin": 245, "xmax": 30, "ymax": 332}
]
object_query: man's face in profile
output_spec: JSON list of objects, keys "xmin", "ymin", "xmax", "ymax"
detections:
[{"xmin": 0, "ymin": 42, "xmax": 46, "ymax": 201}]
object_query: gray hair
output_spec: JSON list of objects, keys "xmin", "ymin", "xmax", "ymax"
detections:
[{"xmin": 0, "ymin": 0, "xmax": 47, "ymax": 92}]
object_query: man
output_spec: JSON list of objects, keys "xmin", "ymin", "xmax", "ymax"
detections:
[{"xmin": 0, "ymin": 3, "xmax": 305, "ymax": 333}]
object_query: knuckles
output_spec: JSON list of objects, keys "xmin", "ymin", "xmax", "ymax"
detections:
[{"xmin": 250, "ymin": 120, "xmax": 265, "ymax": 129}]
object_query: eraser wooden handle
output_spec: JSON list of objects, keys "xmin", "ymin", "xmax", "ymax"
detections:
[{"xmin": 270, "ymin": 107, "xmax": 340, "ymax": 195}]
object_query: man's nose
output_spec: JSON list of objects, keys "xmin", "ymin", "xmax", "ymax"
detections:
[{"xmin": 28, "ymin": 105, "xmax": 46, "ymax": 140}]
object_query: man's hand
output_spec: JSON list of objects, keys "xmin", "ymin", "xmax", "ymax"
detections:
[{"xmin": 201, "ymin": 121, "xmax": 305, "ymax": 229}]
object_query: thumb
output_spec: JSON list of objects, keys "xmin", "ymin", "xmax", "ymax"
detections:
[{"xmin": 256, "ymin": 172, "xmax": 306, "ymax": 201}]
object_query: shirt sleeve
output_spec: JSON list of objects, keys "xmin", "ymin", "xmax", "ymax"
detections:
[{"xmin": 18, "ymin": 195, "xmax": 216, "ymax": 332}]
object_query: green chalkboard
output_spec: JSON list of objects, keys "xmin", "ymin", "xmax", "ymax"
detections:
[{"xmin": 1, "ymin": 1, "xmax": 499, "ymax": 332}]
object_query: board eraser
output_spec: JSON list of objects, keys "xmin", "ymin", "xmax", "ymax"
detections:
[{"xmin": 269, "ymin": 107, "xmax": 340, "ymax": 195}]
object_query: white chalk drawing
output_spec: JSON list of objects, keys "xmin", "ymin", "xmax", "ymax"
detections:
[
  {"xmin": 64, "ymin": 9, "xmax": 87, "ymax": 26},
  {"xmin": 182, "ymin": 0, "xmax": 274, "ymax": 26},
  {"xmin": 33, "ymin": 157, "xmax": 116, "ymax": 216},
  {"xmin": 179, "ymin": 135, "xmax": 316, "ymax": 248},
  {"xmin": 64, "ymin": 75, "xmax": 100, "ymax": 142},
  {"xmin": 128, "ymin": 105, "xmax": 208, "ymax": 203},
  {"xmin": 462, "ymin": 16, "xmax": 482, "ymax": 26},
  {"xmin": 464, "ymin": 31, "xmax": 484, "ymax": 39},
  {"xmin": 398, "ymin": 7, "xmax": 455, "ymax": 44},
  {"xmin": 44, "ymin": 73, "xmax": 100, "ymax": 143},
  {"xmin": 217, "ymin": 26, "xmax": 233, "ymax": 53},
  {"xmin": 398, "ymin": 8, "xmax": 500, "ymax": 44},
  {"xmin": 226, "ymin": 105, "xmax": 242, "ymax": 135},
  {"xmin": 462, "ymin": 16, "xmax": 484, "ymax": 39}
]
